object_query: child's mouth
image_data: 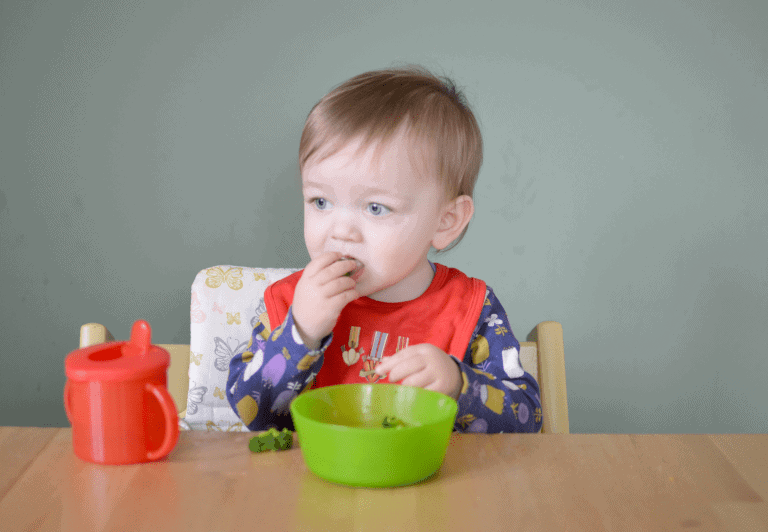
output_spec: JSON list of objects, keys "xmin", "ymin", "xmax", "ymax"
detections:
[
  {"xmin": 350, "ymin": 265, "xmax": 364, "ymax": 281},
  {"xmin": 340, "ymin": 256, "xmax": 364, "ymax": 280}
]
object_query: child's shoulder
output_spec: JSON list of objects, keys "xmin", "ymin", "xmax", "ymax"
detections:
[
  {"xmin": 434, "ymin": 263, "xmax": 486, "ymax": 288},
  {"xmin": 430, "ymin": 263, "xmax": 487, "ymax": 301},
  {"xmin": 433, "ymin": 263, "xmax": 508, "ymax": 304}
]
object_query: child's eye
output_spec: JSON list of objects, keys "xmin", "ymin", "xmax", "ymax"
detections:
[
  {"xmin": 312, "ymin": 198, "xmax": 331, "ymax": 210},
  {"xmin": 367, "ymin": 203, "xmax": 390, "ymax": 216}
]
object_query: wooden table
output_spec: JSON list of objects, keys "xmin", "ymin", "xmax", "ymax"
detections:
[{"xmin": 1, "ymin": 428, "xmax": 766, "ymax": 531}]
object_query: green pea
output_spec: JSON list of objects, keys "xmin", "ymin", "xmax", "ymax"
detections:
[{"xmin": 382, "ymin": 416, "xmax": 406, "ymax": 429}]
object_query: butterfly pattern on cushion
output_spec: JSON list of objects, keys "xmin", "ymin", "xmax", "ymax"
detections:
[
  {"xmin": 205, "ymin": 266, "xmax": 244, "ymax": 290},
  {"xmin": 191, "ymin": 292, "xmax": 206, "ymax": 324},
  {"xmin": 186, "ymin": 384, "xmax": 207, "ymax": 416},
  {"xmin": 213, "ymin": 336, "xmax": 249, "ymax": 372},
  {"xmin": 187, "ymin": 266, "xmax": 301, "ymax": 432}
]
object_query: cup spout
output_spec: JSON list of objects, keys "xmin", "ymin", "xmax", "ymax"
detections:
[{"xmin": 126, "ymin": 320, "xmax": 152, "ymax": 357}]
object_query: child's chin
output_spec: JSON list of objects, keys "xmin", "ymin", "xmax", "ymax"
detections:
[
  {"xmin": 355, "ymin": 281, "xmax": 380, "ymax": 299},
  {"xmin": 361, "ymin": 284, "xmax": 399, "ymax": 302}
]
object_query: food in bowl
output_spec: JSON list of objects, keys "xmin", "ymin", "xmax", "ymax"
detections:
[{"xmin": 381, "ymin": 416, "xmax": 407, "ymax": 428}]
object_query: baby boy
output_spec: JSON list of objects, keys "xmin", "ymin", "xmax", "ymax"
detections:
[{"xmin": 227, "ymin": 66, "xmax": 542, "ymax": 433}]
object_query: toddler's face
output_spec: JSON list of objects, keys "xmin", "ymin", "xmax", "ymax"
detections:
[{"xmin": 302, "ymin": 133, "xmax": 448, "ymax": 303}]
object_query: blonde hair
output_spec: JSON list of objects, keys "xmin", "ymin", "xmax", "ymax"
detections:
[{"xmin": 299, "ymin": 66, "xmax": 483, "ymax": 249}]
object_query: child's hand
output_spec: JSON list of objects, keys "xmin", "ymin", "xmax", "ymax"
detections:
[
  {"xmin": 374, "ymin": 344, "xmax": 462, "ymax": 400},
  {"xmin": 292, "ymin": 252, "xmax": 360, "ymax": 350}
]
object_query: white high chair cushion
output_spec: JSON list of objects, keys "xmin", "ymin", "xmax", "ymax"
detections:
[{"xmin": 186, "ymin": 265, "xmax": 299, "ymax": 431}]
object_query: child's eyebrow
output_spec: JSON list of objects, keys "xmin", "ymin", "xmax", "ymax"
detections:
[
  {"xmin": 302, "ymin": 180, "xmax": 327, "ymax": 190},
  {"xmin": 356, "ymin": 185, "xmax": 399, "ymax": 197},
  {"xmin": 303, "ymin": 181, "xmax": 398, "ymax": 198}
]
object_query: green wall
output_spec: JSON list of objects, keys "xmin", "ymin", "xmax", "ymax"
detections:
[{"xmin": 2, "ymin": 0, "xmax": 766, "ymax": 432}]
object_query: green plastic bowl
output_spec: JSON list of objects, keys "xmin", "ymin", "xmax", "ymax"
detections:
[{"xmin": 290, "ymin": 383, "xmax": 458, "ymax": 488}]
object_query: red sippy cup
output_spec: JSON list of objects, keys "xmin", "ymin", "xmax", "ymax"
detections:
[{"xmin": 64, "ymin": 320, "xmax": 179, "ymax": 464}]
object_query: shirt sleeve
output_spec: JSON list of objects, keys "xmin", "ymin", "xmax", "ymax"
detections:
[
  {"xmin": 452, "ymin": 286, "xmax": 543, "ymax": 433},
  {"xmin": 226, "ymin": 307, "xmax": 331, "ymax": 431}
]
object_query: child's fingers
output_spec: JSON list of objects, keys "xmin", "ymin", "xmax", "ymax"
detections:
[
  {"xmin": 305, "ymin": 257, "xmax": 358, "ymax": 287},
  {"xmin": 322, "ymin": 276, "xmax": 357, "ymax": 298},
  {"xmin": 400, "ymin": 371, "xmax": 433, "ymax": 389},
  {"xmin": 376, "ymin": 352, "xmax": 426, "ymax": 383},
  {"xmin": 375, "ymin": 345, "xmax": 419, "ymax": 374},
  {"xmin": 304, "ymin": 251, "xmax": 343, "ymax": 275},
  {"xmin": 374, "ymin": 350, "xmax": 409, "ymax": 375},
  {"xmin": 318, "ymin": 258, "xmax": 359, "ymax": 284},
  {"xmin": 373, "ymin": 355, "xmax": 395, "ymax": 375},
  {"xmin": 324, "ymin": 287, "xmax": 359, "ymax": 313}
]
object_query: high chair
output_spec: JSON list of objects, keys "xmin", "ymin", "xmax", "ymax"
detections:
[{"xmin": 79, "ymin": 266, "xmax": 570, "ymax": 434}]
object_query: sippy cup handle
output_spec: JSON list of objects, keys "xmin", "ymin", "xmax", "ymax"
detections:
[
  {"xmin": 145, "ymin": 382, "xmax": 180, "ymax": 461},
  {"xmin": 63, "ymin": 380, "xmax": 72, "ymax": 422}
]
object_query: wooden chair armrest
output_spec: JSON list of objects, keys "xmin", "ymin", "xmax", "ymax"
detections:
[
  {"xmin": 537, "ymin": 321, "xmax": 570, "ymax": 434},
  {"xmin": 160, "ymin": 344, "xmax": 190, "ymax": 419},
  {"xmin": 79, "ymin": 323, "xmax": 115, "ymax": 347}
]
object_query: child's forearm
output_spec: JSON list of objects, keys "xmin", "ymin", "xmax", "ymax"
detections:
[
  {"xmin": 452, "ymin": 286, "xmax": 543, "ymax": 433},
  {"xmin": 226, "ymin": 310, "xmax": 328, "ymax": 431},
  {"xmin": 453, "ymin": 364, "xmax": 542, "ymax": 433}
]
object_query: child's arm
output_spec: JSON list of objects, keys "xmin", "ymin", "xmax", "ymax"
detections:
[
  {"xmin": 226, "ymin": 308, "xmax": 330, "ymax": 431},
  {"xmin": 227, "ymin": 252, "xmax": 358, "ymax": 431},
  {"xmin": 452, "ymin": 287, "xmax": 543, "ymax": 433}
]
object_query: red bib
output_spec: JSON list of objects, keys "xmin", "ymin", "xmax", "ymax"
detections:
[{"xmin": 264, "ymin": 264, "xmax": 486, "ymax": 388}]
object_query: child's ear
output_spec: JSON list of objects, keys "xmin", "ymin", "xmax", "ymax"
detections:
[{"xmin": 432, "ymin": 195, "xmax": 474, "ymax": 251}]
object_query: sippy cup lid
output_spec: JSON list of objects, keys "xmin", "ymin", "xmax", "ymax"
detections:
[{"xmin": 65, "ymin": 320, "xmax": 170, "ymax": 382}]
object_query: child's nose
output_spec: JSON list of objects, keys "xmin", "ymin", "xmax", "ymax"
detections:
[{"xmin": 331, "ymin": 211, "xmax": 363, "ymax": 242}]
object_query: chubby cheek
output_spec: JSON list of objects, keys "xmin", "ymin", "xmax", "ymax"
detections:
[
  {"xmin": 363, "ymin": 237, "xmax": 412, "ymax": 278},
  {"xmin": 303, "ymin": 212, "xmax": 324, "ymax": 257}
]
